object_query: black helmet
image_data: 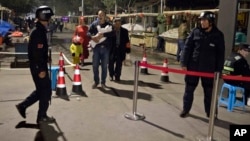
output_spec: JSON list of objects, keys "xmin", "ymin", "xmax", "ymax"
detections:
[
  {"xmin": 198, "ymin": 11, "xmax": 215, "ymax": 23},
  {"xmin": 35, "ymin": 6, "xmax": 54, "ymax": 21}
]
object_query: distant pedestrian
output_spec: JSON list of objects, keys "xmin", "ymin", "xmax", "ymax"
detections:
[
  {"xmin": 235, "ymin": 27, "xmax": 246, "ymax": 44},
  {"xmin": 87, "ymin": 10, "xmax": 114, "ymax": 89},
  {"xmin": 59, "ymin": 21, "xmax": 63, "ymax": 32},
  {"xmin": 179, "ymin": 11, "xmax": 225, "ymax": 118},
  {"xmin": 176, "ymin": 19, "xmax": 189, "ymax": 64},
  {"xmin": 26, "ymin": 17, "xmax": 32, "ymax": 29},
  {"xmin": 154, "ymin": 23, "xmax": 165, "ymax": 52},
  {"xmin": 15, "ymin": 5, "xmax": 55, "ymax": 124},
  {"xmin": 108, "ymin": 17, "xmax": 130, "ymax": 81},
  {"xmin": 54, "ymin": 19, "xmax": 59, "ymax": 32}
]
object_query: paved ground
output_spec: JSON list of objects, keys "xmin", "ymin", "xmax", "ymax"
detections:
[{"xmin": 0, "ymin": 30, "xmax": 249, "ymax": 141}]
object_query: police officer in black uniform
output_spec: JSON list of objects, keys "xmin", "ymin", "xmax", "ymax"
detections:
[
  {"xmin": 180, "ymin": 11, "xmax": 225, "ymax": 118},
  {"xmin": 223, "ymin": 43, "xmax": 250, "ymax": 105},
  {"xmin": 16, "ymin": 6, "xmax": 55, "ymax": 124}
]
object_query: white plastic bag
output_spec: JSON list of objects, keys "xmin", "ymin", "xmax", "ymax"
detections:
[{"xmin": 123, "ymin": 53, "xmax": 132, "ymax": 66}]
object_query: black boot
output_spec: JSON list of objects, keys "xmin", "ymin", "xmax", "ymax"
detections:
[
  {"xmin": 180, "ymin": 110, "xmax": 189, "ymax": 118},
  {"xmin": 16, "ymin": 104, "xmax": 26, "ymax": 118}
]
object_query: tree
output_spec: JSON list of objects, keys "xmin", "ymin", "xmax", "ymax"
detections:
[
  {"xmin": 101, "ymin": 0, "xmax": 132, "ymax": 14},
  {"xmin": 101, "ymin": 0, "xmax": 116, "ymax": 14},
  {"xmin": 116, "ymin": 0, "xmax": 131, "ymax": 13},
  {"xmin": 50, "ymin": 0, "xmax": 105, "ymax": 16},
  {"xmin": 1, "ymin": 0, "xmax": 40, "ymax": 15}
]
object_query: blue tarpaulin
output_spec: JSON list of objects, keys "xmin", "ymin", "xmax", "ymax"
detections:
[{"xmin": 0, "ymin": 20, "xmax": 14, "ymax": 36}]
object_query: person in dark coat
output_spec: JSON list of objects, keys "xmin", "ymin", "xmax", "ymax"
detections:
[
  {"xmin": 223, "ymin": 43, "xmax": 250, "ymax": 105},
  {"xmin": 176, "ymin": 19, "xmax": 189, "ymax": 63},
  {"xmin": 108, "ymin": 17, "xmax": 130, "ymax": 81},
  {"xmin": 15, "ymin": 6, "xmax": 55, "ymax": 124},
  {"xmin": 180, "ymin": 11, "xmax": 225, "ymax": 118}
]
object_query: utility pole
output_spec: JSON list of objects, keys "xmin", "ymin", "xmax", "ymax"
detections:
[
  {"xmin": 0, "ymin": 4, "xmax": 2, "ymax": 24},
  {"xmin": 161, "ymin": 0, "xmax": 163, "ymax": 14},
  {"xmin": 115, "ymin": 0, "xmax": 117, "ymax": 17},
  {"xmin": 53, "ymin": 0, "xmax": 56, "ymax": 15},
  {"xmin": 82, "ymin": 0, "xmax": 84, "ymax": 16}
]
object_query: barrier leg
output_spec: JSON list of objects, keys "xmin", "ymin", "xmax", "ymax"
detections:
[
  {"xmin": 195, "ymin": 72, "xmax": 220, "ymax": 141},
  {"xmin": 207, "ymin": 72, "xmax": 220, "ymax": 141},
  {"xmin": 124, "ymin": 61, "xmax": 145, "ymax": 120}
]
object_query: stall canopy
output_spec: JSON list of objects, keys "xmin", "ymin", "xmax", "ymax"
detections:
[
  {"xmin": 0, "ymin": 6, "xmax": 11, "ymax": 21},
  {"xmin": 163, "ymin": 9, "xmax": 219, "ymax": 15},
  {"xmin": 0, "ymin": 6, "xmax": 11, "ymax": 13},
  {"xmin": 109, "ymin": 13, "xmax": 158, "ymax": 18},
  {"xmin": 0, "ymin": 19, "xmax": 14, "ymax": 36},
  {"xmin": 122, "ymin": 23, "xmax": 144, "ymax": 32},
  {"xmin": 0, "ymin": 6, "xmax": 12, "ymax": 36}
]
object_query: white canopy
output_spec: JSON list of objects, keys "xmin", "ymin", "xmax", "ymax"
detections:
[
  {"xmin": 163, "ymin": 9, "xmax": 219, "ymax": 15},
  {"xmin": 122, "ymin": 23, "xmax": 144, "ymax": 32},
  {"xmin": 0, "ymin": 6, "xmax": 11, "ymax": 13}
]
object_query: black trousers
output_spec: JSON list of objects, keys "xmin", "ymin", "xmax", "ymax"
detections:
[
  {"xmin": 156, "ymin": 36, "xmax": 165, "ymax": 51},
  {"xmin": 109, "ymin": 54, "xmax": 123, "ymax": 79},
  {"xmin": 20, "ymin": 65, "xmax": 51, "ymax": 119},
  {"xmin": 183, "ymin": 75, "xmax": 214, "ymax": 114}
]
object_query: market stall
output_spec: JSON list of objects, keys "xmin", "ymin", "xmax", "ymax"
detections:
[
  {"xmin": 160, "ymin": 28, "xmax": 178, "ymax": 55},
  {"xmin": 0, "ymin": 6, "xmax": 12, "ymax": 48},
  {"xmin": 118, "ymin": 13, "xmax": 158, "ymax": 48},
  {"xmin": 129, "ymin": 32, "xmax": 157, "ymax": 48},
  {"xmin": 161, "ymin": 9, "xmax": 219, "ymax": 55}
]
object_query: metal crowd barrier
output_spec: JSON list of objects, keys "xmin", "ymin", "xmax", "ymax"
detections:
[{"xmin": 125, "ymin": 60, "xmax": 222, "ymax": 141}]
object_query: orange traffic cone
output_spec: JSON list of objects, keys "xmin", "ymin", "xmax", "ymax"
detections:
[
  {"xmin": 56, "ymin": 66, "xmax": 69, "ymax": 100},
  {"xmin": 140, "ymin": 51, "xmax": 148, "ymax": 74},
  {"xmin": 160, "ymin": 58, "xmax": 170, "ymax": 83},
  {"xmin": 58, "ymin": 52, "xmax": 64, "ymax": 67},
  {"xmin": 70, "ymin": 64, "xmax": 87, "ymax": 97},
  {"xmin": 58, "ymin": 52, "xmax": 66, "ymax": 73}
]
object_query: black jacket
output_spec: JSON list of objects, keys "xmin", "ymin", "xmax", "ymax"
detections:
[
  {"xmin": 223, "ymin": 52, "xmax": 250, "ymax": 87},
  {"xmin": 223, "ymin": 52, "xmax": 250, "ymax": 76},
  {"xmin": 180, "ymin": 26, "xmax": 225, "ymax": 73},
  {"xmin": 28, "ymin": 21, "xmax": 48, "ymax": 73},
  {"xmin": 110, "ymin": 27, "xmax": 130, "ymax": 61}
]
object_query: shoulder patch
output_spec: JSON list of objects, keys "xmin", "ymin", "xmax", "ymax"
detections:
[
  {"xmin": 234, "ymin": 55, "xmax": 241, "ymax": 60},
  {"xmin": 209, "ymin": 43, "xmax": 215, "ymax": 47},
  {"xmin": 37, "ymin": 44, "xmax": 43, "ymax": 48}
]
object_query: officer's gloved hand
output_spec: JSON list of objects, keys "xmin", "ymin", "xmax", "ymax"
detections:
[
  {"xmin": 72, "ymin": 53, "xmax": 75, "ymax": 57},
  {"xmin": 39, "ymin": 71, "xmax": 46, "ymax": 78}
]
